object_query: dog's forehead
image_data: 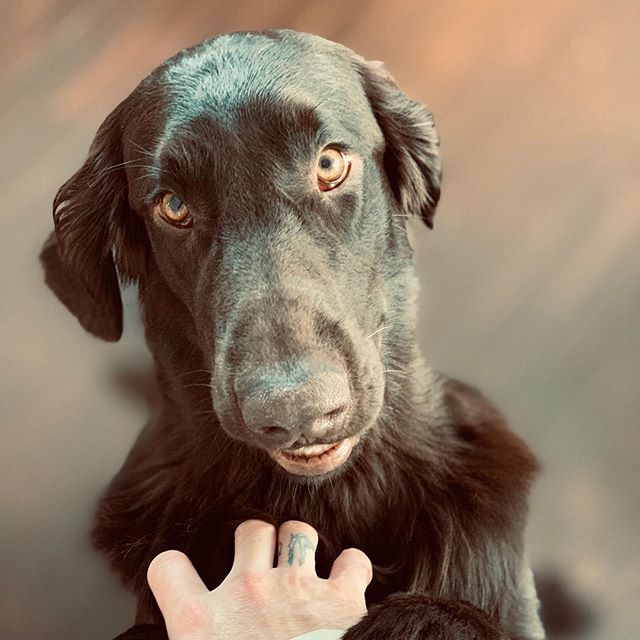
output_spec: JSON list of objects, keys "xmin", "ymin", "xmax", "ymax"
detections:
[{"xmin": 155, "ymin": 31, "xmax": 374, "ymax": 142}]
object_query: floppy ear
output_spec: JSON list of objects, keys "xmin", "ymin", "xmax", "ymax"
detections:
[
  {"xmin": 41, "ymin": 102, "xmax": 146, "ymax": 341},
  {"xmin": 357, "ymin": 60, "xmax": 442, "ymax": 228}
]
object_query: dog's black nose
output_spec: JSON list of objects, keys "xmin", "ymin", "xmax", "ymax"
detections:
[{"xmin": 235, "ymin": 357, "xmax": 351, "ymax": 442}]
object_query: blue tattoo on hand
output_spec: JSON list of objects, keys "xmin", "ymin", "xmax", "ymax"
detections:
[{"xmin": 287, "ymin": 533, "xmax": 316, "ymax": 566}]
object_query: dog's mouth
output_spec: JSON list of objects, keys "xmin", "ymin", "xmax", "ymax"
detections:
[{"xmin": 269, "ymin": 435, "xmax": 360, "ymax": 476}]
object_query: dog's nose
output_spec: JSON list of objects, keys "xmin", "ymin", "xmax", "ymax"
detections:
[{"xmin": 235, "ymin": 357, "xmax": 351, "ymax": 442}]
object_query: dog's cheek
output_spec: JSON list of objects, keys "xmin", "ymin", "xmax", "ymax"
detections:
[
  {"xmin": 358, "ymin": 349, "xmax": 386, "ymax": 436},
  {"xmin": 145, "ymin": 223, "xmax": 201, "ymax": 308},
  {"xmin": 192, "ymin": 265, "xmax": 220, "ymax": 360}
]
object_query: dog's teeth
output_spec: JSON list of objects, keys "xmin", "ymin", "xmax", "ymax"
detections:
[{"xmin": 284, "ymin": 443, "xmax": 336, "ymax": 458}]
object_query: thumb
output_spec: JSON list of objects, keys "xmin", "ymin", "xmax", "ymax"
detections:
[
  {"xmin": 329, "ymin": 548, "xmax": 373, "ymax": 592},
  {"xmin": 147, "ymin": 550, "xmax": 208, "ymax": 618}
]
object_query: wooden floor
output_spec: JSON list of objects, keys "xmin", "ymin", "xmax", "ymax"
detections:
[{"xmin": 1, "ymin": 1, "xmax": 638, "ymax": 638}]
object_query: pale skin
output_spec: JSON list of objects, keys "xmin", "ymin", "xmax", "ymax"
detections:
[{"xmin": 147, "ymin": 520, "xmax": 373, "ymax": 640}]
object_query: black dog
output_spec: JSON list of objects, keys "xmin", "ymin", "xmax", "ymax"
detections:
[{"xmin": 41, "ymin": 30, "xmax": 545, "ymax": 639}]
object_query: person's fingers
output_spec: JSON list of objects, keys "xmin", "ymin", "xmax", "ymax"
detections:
[
  {"xmin": 329, "ymin": 547, "xmax": 373, "ymax": 592},
  {"xmin": 147, "ymin": 550, "xmax": 208, "ymax": 617},
  {"xmin": 230, "ymin": 519, "xmax": 277, "ymax": 575},
  {"xmin": 276, "ymin": 520, "xmax": 318, "ymax": 572}
]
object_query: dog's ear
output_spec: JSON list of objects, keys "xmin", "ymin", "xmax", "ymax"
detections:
[
  {"xmin": 41, "ymin": 101, "xmax": 146, "ymax": 341},
  {"xmin": 40, "ymin": 229, "xmax": 123, "ymax": 341},
  {"xmin": 357, "ymin": 60, "xmax": 442, "ymax": 229}
]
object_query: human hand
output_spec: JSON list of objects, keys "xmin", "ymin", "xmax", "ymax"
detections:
[{"xmin": 147, "ymin": 519, "xmax": 372, "ymax": 640}]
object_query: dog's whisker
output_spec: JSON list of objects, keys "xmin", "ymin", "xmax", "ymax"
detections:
[
  {"xmin": 182, "ymin": 382, "xmax": 215, "ymax": 391},
  {"xmin": 129, "ymin": 140, "xmax": 156, "ymax": 158},
  {"xmin": 98, "ymin": 158, "xmax": 143, "ymax": 173},
  {"xmin": 88, "ymin": 160, "xmax": 144, "ymax": 186},
  {"xmin": 191, "ymin": 409, "xmax": 219, "ymax": 418},
  {"xmin": 382, "ymin": 368, "xmax": 409, "ymax": 376},
  {"xmin": 94, "ymin": 160, "xmax": 158, "ymax": 180},
  {"xmin": 135, "ymin": 172, "xmax": 160, "ymax": 182},
  {"xmin": 165, "ymin": 369, "xmax": 213, "ymax": 381},
  {"xmin": 365, "ymin": 325, "xmax": 388, "ymax": 340}
]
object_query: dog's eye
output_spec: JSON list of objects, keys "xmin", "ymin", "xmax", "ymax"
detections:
[
  {"xmin": 317, "ymin": 148, "xmax": 350, "ymax": 191},
  {"xmin": 155, "ymin": 193, "xmax": 192, "ymax": 228}
]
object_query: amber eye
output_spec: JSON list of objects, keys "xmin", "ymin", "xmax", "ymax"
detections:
[
  {"xmin": 317, "ymin": 147, "xmax": 350, "ymax": 191},
  {"xmin": 156, "ymin": 193, "xmax": 192, "ymax": 227}
]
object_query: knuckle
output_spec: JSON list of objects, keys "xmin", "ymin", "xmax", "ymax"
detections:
[
  {"xmin": 174, "ymin": 596, "xmax": 209, "ymax": 635},
  {"xmin": 283, "ymin": 571, "xmax": 308, "ymax": 590},
  {"xmin": 235, "ymin": 572, "xmax": 267, "ymax": 600}
]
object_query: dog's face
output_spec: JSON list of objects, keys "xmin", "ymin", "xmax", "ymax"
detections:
[{"xmin": 42, "ymin": 31, "xmax": 441, "ymax": 481}]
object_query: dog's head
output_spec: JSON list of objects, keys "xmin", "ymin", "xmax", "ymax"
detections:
[{"xmin": 42, "ymin": 30, "xmax": 441, "ymax": 480}]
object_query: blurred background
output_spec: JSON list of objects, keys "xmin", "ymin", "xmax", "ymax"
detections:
[{"xmin": 1, "ymin": 1, "xmax": 638, "ymax": 638}]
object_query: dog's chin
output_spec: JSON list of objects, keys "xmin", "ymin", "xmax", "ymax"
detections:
[{"xmin": 268, "ymin": 434, "xmax": 361, "ymax": 480}]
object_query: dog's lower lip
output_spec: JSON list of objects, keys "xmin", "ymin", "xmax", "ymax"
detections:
[
  {"xmin": 269, "ymin": 436, "xmax": 359, "ymax": 476},
  {"xmin": 282, "ymin": 442, "xmax": 339, "ymax": 459}
]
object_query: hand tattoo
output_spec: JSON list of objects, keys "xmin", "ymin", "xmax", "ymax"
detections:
[{"xmin": 287, "ymin": 533, "xmax": 316, "ymax": 566}]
